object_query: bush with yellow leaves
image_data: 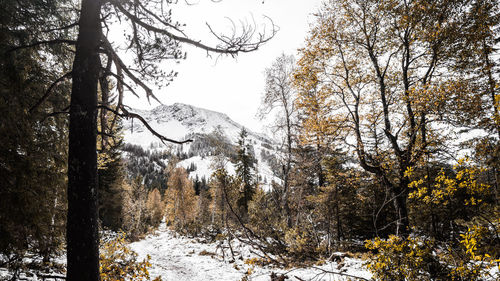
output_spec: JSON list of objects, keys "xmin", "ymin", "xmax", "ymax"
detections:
[
  {"xmin": 284, "ymin": 225, "xmax": 324, "ymax": 261},
  {"xmin": 446, "ymin": 224, "xmax": 500, "ymax": 280},
  {"xmin": 407, "ymin": 158, "xmax": 493, "ymax": 208},
  {"xmin": 366, "ymin": 228, "xmax": 499, "ymax": 281},
  {"xmin": 366, "ymin": 158, "xmax": 499, "ymax": 281},
  {"xmin": 100, "ymin": 233, "xmax": 162, "ymax": 281},
  {"xmin": 365, "ymin": 235, "xmax": 446, "ymax": 281}
]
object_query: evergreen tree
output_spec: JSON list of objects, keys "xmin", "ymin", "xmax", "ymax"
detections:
[
  {"xmin": 0, "ymin": 0, "xmax": 72, "ymax": 273},
  {"xmin": 0, "ymin": 0, "xmax": 275, "ymax": 278},
  {"xmin": 235, "ymin": 128, "xmax": 256, "ymax": 221},
  {"xmin": 97, "ymin": 116, "xmax": 126, "ymax": 230}
]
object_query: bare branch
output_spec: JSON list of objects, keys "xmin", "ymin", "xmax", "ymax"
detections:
[
  {"xmin": 41, "ymin": 22, "xmax": 78, "ymax": 33},
  {"xmin": 98, "ymin": 105, "xmax": 193, "ymax": 145},
  {"xmin": 111, "ymin": 0, "xmax": 276, "ymax": 54},
  {"xmin": 310, "ymin": 266, "xmax": 370, "ymax": 281},
  {"xmin": 136, "ymin": 1, "xmax": 188, "ymax": 37},
  {"xmin": 41, "ymin": 108, "xmax": 70, "ymax": 122},
  {"xmin": 29, "ymin": 72, "xmax": 72, "ymax": 113},
  {"xmin": 8, "ymin": 39, "xmax": 76, "ymax": 53},
  {"xmin": 102, "ymin": 70, "xmax": 141, "ymax": 99},
  {"xmin": 100, "ymin": 35, "xmax": 160, "ymax": 103}
]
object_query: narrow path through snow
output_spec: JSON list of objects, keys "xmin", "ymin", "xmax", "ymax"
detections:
[
  {"xmin": 130, "ymin": 224, "xmax": 244, "ymax": 281},
  {"xmin": 130, "ymin": 224, "xmax": 371, "ymax": 281}
]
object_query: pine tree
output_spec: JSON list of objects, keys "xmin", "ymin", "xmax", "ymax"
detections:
[
  {"xmin": 235, "ymin": 128, "xmax": 256, "ymax": 221},
  {"xmin": 0, "ymin": 0, "xmax": 72, "ymax": 272},
  {"xmin": 97, "ymin": 107, "xmax": 126, "ymax": 230}
]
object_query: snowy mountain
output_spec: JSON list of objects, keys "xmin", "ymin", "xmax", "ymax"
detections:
[
  {"xmin": 123, "ymin": 103, "xmax": 269, "ymax": 147},
  {"xmin": 121, "ymin": 103, "xmax": 280, "ymax": 190}
]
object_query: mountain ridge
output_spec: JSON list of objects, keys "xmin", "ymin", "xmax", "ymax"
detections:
[
  {"xmin": 123, "ymin": 103, "xmax": 271, "ymax": 148},
  {"xmin": 121, "ymin": 102, "xmax": 280, "ymax": 191}
]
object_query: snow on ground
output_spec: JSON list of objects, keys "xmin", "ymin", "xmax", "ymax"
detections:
[
  {"xmin": 130, "ymin": 223, "xmax": 371, "ymax": 281},
  {"xmin": 177, "ymin": 155, "xmax": 236, "ymax": 181},
  {"xmin": 176, "ymin": 153, "xmax": 278, "ymax": 192}
]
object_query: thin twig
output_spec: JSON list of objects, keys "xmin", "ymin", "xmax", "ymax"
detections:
[{"xmin": 310, "ymin": 266, "xmax": 370, "ymax": 281}]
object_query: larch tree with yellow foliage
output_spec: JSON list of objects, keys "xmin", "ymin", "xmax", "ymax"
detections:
[
  {"xmin": 293, "ymin": 0, "xmax": 498, "ymax": 236},
  {"xmin": 165, "ymin": 167, "xmax": 198, "ymax": 231}
]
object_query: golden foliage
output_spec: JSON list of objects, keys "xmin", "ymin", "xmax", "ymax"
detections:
[
  {"xmin": 366, "ymin": 224, "xmax": 499, "ymax": 281},
  {"xmin": 284, "ymin": 226, "xmax": 323, "ymax": 260},
  {"xmin": 121, "ymin": 179, "xmax": 149, "ymax": 240},
  {"xmin": 408, "ymin": 158, "xmax": 493, "ymax": 207},
  {"xmin": 372, "ymin": 157, "xmax": 500, "ymax": 280},
  {"xmin": 146, "ymin": 188, "xmax": 164, "ymax": 227},
  {"xmin": 448, "ymin": 224, "xmax": 500, "ymax": 280},
  {"xmin": 100, "ymin": 233, "xmax": 161, "ymax": 281},
  {"xmin": 165, "ymin": 167, "xmax": 198, "ymax": 230},
  {"xmin": 209, "ymin": 168, "xmax": 239, "ymax": 229},
  {"xmin": 365, "ymin": 235, "xmax": 440, "ymax": 281}
]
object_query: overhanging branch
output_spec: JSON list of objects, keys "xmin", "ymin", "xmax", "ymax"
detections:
[
  {"xmin": 111, "ymin": 0, "xmax": 276, "ymax": 55},
  {"xmin": 29, "ymin": 72, "xmax": 72, "ymax": 113},
  {"xmin": 100, "ymin": 35, "xmax": 160, "ymax": 104},
  {"xmin": 8, "ymin": 39, "xmax": 76, "ymax": 53},
  {"xmin": 98, "ymin": 105, "xmax": 193, "ymax": 145}
]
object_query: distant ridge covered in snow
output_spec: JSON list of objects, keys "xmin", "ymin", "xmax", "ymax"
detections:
[
  {"xmin": 121, "ymin": 103, "xmax": 280, "ymax": 190},
  {"xmin": 123, "ymin": 103, "xmax": 269, "ymax": 148}
]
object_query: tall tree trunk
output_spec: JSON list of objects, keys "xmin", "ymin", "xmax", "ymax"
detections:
[
  {"xmin": 381, "ymin": 175, "xmax": 410, "ymax": 236},
  {"xmin": 67, "ymin": 0, "xmax": 102, "ymax": 280},
  {"xmin": 282, "ymin": 111, "xmax": 293, "ymax": 228},
  {"xmin": 393, "ymin": 179, "xmax": 410, "ymax": 236}
]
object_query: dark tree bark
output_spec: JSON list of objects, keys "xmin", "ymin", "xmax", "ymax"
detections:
[
  {"xmin": 66, "ymin": 0, "xmax": 102, "ymax": 280},
  {"xmin": 61, "ymin": 1, "xmax": 274, "ymax": 280}
]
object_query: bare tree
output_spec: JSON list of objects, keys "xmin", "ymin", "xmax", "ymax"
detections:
[{"xmin": 258, "ymin": 53, "xmax": 297, "ymax": 227}]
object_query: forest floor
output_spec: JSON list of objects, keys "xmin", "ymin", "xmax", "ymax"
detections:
[
  {"xmin": 130, "ymin": 223, "xmax": 372, "ymax": 281},
  {"xmin": 0, "ymin": 223, "xmax": 371, "ymax": 281}
]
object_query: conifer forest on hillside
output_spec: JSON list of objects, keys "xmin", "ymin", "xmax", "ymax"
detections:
[{"xmin": 0, "ymin": 0, "xmax": 499, "ymax": 280}]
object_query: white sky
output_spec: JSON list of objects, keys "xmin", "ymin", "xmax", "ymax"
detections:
[{"xmin": 123, "ymin": 0, "xmax": 323, "ymax": 133}]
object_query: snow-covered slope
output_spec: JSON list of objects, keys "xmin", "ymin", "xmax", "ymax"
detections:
[
  {"xmin": 122, "ymin": 103, "xmax": 280, "ymax": 189},
  {"xmin": 123, "ymin": 103, "xmax": 268, "ymax": 147}
]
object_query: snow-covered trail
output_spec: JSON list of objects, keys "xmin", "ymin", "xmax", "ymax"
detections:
[
  {"xmin": 130, "ymin": 224, "xmax": 243, "ymax": 281},
  {"xmin": 130, "ymin": 224, "xmax": 371, "ymax": 281}
]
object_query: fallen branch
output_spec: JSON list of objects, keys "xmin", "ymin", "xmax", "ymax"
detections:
[{"xmin": 310, "ymin": 266, "xmax": 369, "ymax": 281}]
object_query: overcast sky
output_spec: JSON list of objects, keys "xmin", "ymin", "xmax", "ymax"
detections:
[{"xmin": 122, "ymin": 0, "xmax": 324, "ymax": 133}]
